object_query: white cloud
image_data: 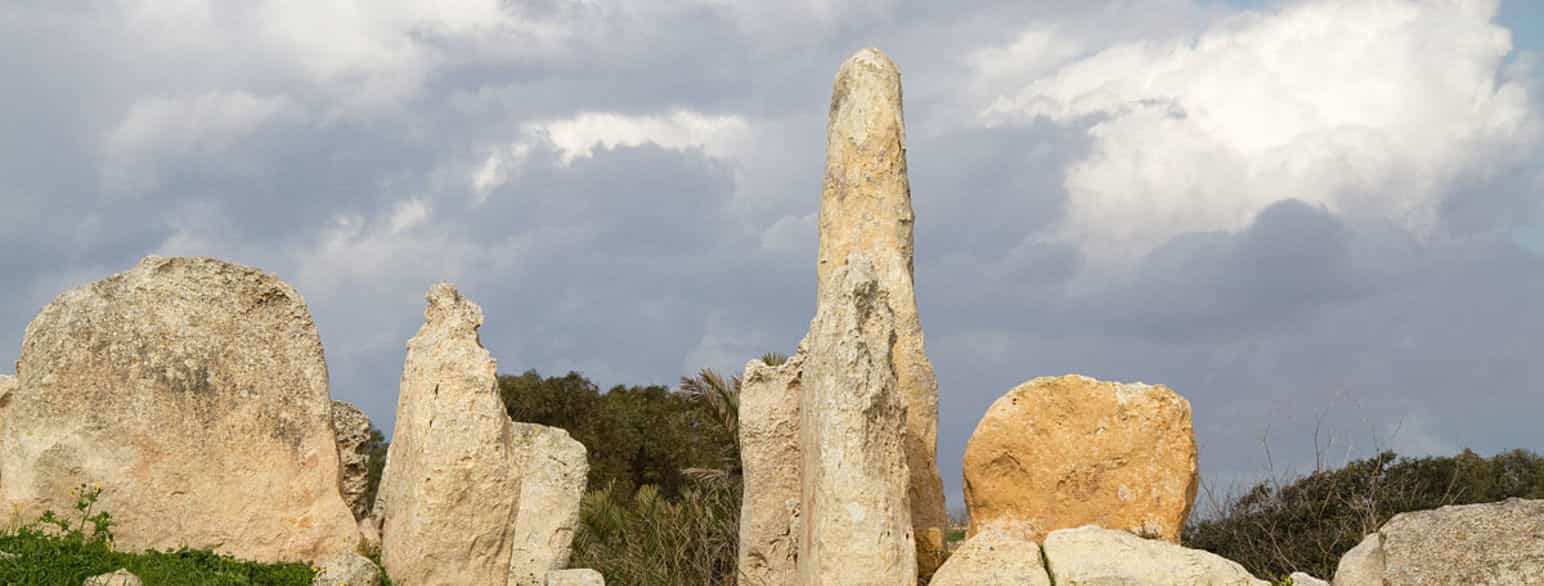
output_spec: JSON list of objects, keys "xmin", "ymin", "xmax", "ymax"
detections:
[
  {"xmin": 524, "ymin": 110, "xmax": 753, "ymax": 165},
  {"xmin": 101, "ymin": 91, "xmax": 302, "ymax": 193},
  {"xmin": 975, "ymin": 0, "xmax": 1540, "ymax": 261}
]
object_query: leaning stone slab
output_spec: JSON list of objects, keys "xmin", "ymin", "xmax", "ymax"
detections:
[
  {"xmin": 796, "ymin": 254, "xmax": 916, "ymax": 585},
  {"xmin": 1289, "ymin": 571, "xmax": 1329, "ymax": 586},
  {"xmin": 331, "ymin": 400, "xmax": 374, "ymax": 521},
  {"xmin": 964, "ymin": 374, "xmax": 1198, "ymax": 543},
  {"xmin": 735, "ymin": 351, "xmax": 804, "ymax": 586},
  {"xmin": 1332, "ymin": 533, "xmax": 1382, "ymax": 586},
  {"xmin": 930, "ymin": 527, "xmax": 1051, "ymax": 586},
  {"xmin": 1, "ymin": 256, "xmax": 359, "ymax": 562},
  {"xmin": 508, "ymin": 424, "xmax": 589, "ymax": 586},
  {"xmin": 1043, "ymin": 525, "xmax": 1267, "ymax": 585}
]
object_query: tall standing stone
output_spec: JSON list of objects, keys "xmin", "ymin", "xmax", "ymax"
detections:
[
  {"xmin": 736, "ymin": 352, "xmax": 804, "ymax": 585},
  {"xmin": 963, "ymin": 375, "xmax": 1198, "ymax": 543},
  {"xmin": 331, "ymin": 400, "xmax": 374, "ymax": 521},
  {"xmin": 816, "ymin": 46, "xmax": 948, "ymax": 575},
  {"xmin": 0, "ymin": 256, "xmax": 360, "ymax": 562},
  {"xmin": 379, "ymin": 283, "xmax": 586, "ymax": 586},
  {"xmin": 797, "ymin": 255, "xmax": 916, "ymax": 585}
]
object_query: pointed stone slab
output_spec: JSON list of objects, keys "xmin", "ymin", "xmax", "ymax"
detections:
[{"xmin": 817, "ymin": 47, "xmax": 948, "ymax": 576}]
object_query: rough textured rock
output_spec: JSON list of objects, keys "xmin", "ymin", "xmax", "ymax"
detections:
[
  {"xmin": 331, "ymin": 400, "xmax": 373, "ymax": 521},
  {"xmin": 796, "ymin": 255, "xmax": 916, "ymax": 585},
  {"xmin": 0, "ymin": 374, "xmax": 13, "ymax": 401},
  {"xmin": 508, "ymin": 424, "xmax": 589, "ymax": 586},
  {"xmin": 0, "ymin": 256, "xmax": 358, "ymax": 562},
  {"xmin": 380, "ymin": 283, "xmax": 585, "ymax": 586},
  {"xmin": 545, "ymin": 569, "xmax": 605, "ymax": 586},
  {"xmin": 817, "ymin": 46, "xmax": 948, "ymax": 576},
  {"xmin": 83, "ymin": 569, "xmax": 142, "ymax": 586},
  {"xmin": 1043, "ymin": 526, "xmax": 1267, "ymax": 585},
  {"xmin": 314, "ymin": 552, "xmax": 383, "ymax": 586},
  {"xmin": 1289, "ymin": 571, "xmax": 1330, "ymax": 586},
  {"xmin": 963, "ymin": 374, "xmax": 1198, "ymax": 543},
  {"xmin": 735, "ymin": 351, "xmax": 804, "ymax": 586},
  {"xmin": 1332, "ymin": 533, "xmax": 1381, "ymax": 586},
  {"xmin": 1380, "ymin": 498, "xmax": 1544, "ymax": 585},
  {"xmin": 930, "ymin": 527, "xmax": 1051, "ymax": 586}
]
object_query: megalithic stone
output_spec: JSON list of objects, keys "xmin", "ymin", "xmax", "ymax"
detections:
[
  {"xmin": 816, "ymin": 47, "xmax": 948, "ymax": 576},
  {"xmin": 736, "ymin": 350, "xmax": 805, "ymax": 585},
  {"xmin": 797, "ymin": 253, "xmax": 916, "ymax": 586}
]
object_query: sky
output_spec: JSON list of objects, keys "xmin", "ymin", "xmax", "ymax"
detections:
[{"xmin": 2, "ymin": 0, "xmax": 1541, "ymax": 510}]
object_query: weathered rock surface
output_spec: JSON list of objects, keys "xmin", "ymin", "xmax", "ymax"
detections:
[
  {"xmin": 930, "ymin": 527, "xmax": 1051, "ymax": 586},
  {"xmin": 83, "ymin": 569, "xmax": 142, "ymax": 586},
  {"xmin": 1332, "ymin": 533, "xmax": 1381, "ymax": 586},
  {"xmin": 380, "ymin": 283, "xmax": 523, "ymax": 585},
  {"xmin": 508, "ymin": 424, "xmax": 589, "ymax": 586},
  {"xmin": 797, "ymin": 255, "xmax": 916, "ymax": 585},
  {"xmin": 545, "ymin": 568, "xmax": 604, "ymax": 586},
  {"xmin": 0, "ymin": 256, "xmax": 358, "ymax": 562},
  {"xmin": 1337, "ymin": 498, "xmax": 1544, "ymax": 585},
  {"xmin": 817, "ymin": 46, "xmax": 948, "ymax": 576},
  {"xmin": 964, "ymin": 374, "xmax": 1198, "ymax": 543},
  {"xmin": 736, "ymin": 351, "xmax": 804, "ymax": 586},
  {"xmin": 380, "ymin": 283, "xmax": 585, "ymax": 586},
  {"xmin": 1289, "ymin": 571, "xmax": 1330, "ymax": 586},
  {"xmin": 331, "ymin": 400, "xmax": 374, "ymax": 521},
  {"xmin": 314, "ymin": 552, "xmax": 383, "ymax": 586},
  {"xmin": 1043, "ymin": 526, "xmax": 1267, "ymax": 585},
  {"xmin": 0, "ymin": 374, "xmax": 13, "ymax": 401}
]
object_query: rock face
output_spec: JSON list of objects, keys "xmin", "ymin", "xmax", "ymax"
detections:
[
  {"xmin": 314, "ymin": 552, "xmax": 383, "ymax": 586},
  {"xmin": 797, "ymin": 255, "xmax": 916, "ymax": 585},
  {"xmin": 1289, "ymin": 571, "xmax": 1330, "ymax": 586},
  {"xmin": 1042, "ymin": 526, "xmax": 1267, "ymax": 585},
  {"xmin": 1334, "ymin": 498, "xmax": 1544, "ymax": 585},
  {"xmin": 0, "ymin": 256, "xmax": 358, "ymax": 562},
  {"xmin": 379, "ymin": 283, "xmax": 585, "ymax": 586},
  {"xmin": 331, "ymin": 400, "xmax": 374, "ymax": 521},
  {"xmin": 735, "ymin": 352, "xmax": 804, "ymax": 586},
  {"xmin": 83, "ymin": 569, "xmax": 141, "ymax": 586},
  {"xmin": 930, "ymin": 527, "xmax": 1051, "ymax": 586},
  {"xmin": 817, "ymin": 46, "xmax": 948, "ymax": 576},
  {"xmin": 508, "ymin": 424, "xmax": 589, "ymax": 586},
  {"xmin": 1332, "ymin": 533, "xmax": 1382, "ymax": 586},
  {"xmin": 963, "ymin": 374, "xmax": 1198, "ymax": 543}
]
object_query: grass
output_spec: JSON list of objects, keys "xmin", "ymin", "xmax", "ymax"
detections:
[{"xmin": 0, "ymin": 484, "xmax": 317, "ymax": 586}]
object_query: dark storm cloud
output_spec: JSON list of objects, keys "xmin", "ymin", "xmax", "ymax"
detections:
[{"xmin": 1, "ymin": 0, "xmax": 1541, "ymax": 512}]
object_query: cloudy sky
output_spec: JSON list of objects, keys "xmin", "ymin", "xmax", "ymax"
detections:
[{"xmin": 3, "ymin": 0, "xmax": 1541, "ymax": 508}]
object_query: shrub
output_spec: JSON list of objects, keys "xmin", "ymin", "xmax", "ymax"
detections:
[
  {"xmin": 571, "ymin": 481, "xmax": 741, "ymax": 586},
  {"xmin": 1185, "ymin": 448, "xmax": 1544, "ymax": 580}
]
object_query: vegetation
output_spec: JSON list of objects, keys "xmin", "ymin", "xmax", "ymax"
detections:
[
  {"xmin": 0, "ymin": 485, "xmax": 314, "ymax": 586},
  {"xmin": 1185, "ymin": 448, "xmax": 1544, "ymax": 581}
]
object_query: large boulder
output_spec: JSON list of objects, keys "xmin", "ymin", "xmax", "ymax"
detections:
[
  {"xmin": 930, "ymin": 527, "xmax": 1051, "ymax": 586},
  {"xmin": 0, "ymin": 256, "xmax": 359, "ymax": 562},
  {"xmin": 817, "ymin": 46, "xmax": 948, "ymax": 576},
  {"xmin": 963, "ymin": 374, "xmax": 1197, "ymax": 543},
  {"xmin": 1334, "ymin": 498, "xmax": 1544, "ymax": 585},
  {"xmin": 735, "ymin": 352, "xmax": 804, "ymax": 586},
  {"xmin": 379, "ymin": 283, "xmax": 585, "ymax": 586},
  {"xmin": 331, "ymin": 400, "xmax": 374, "ymax": 521},
  {"xmin": 1043, "ymin": 526, "xmax": 1267, "ymax": 585},
  {"xmin": 796, "ymin": 255, "xmax": 916, "ymax": 585},
  {"xmin": 507, "ymin": 424, "xmax": 589, "ymax": 586}
]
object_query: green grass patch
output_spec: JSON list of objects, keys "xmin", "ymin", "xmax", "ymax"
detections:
[{"xmin": 0, "ymin": 528, "xmax": 315, "ymax": 585}]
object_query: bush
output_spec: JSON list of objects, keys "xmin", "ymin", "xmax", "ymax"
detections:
[
  {"xmin": 571, "ymin": 480, "xmax": 741, "ymax": 586},
  {"xmin": 1185, "ymin": 448, "xmax": 1544, "ymax": 580}
]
